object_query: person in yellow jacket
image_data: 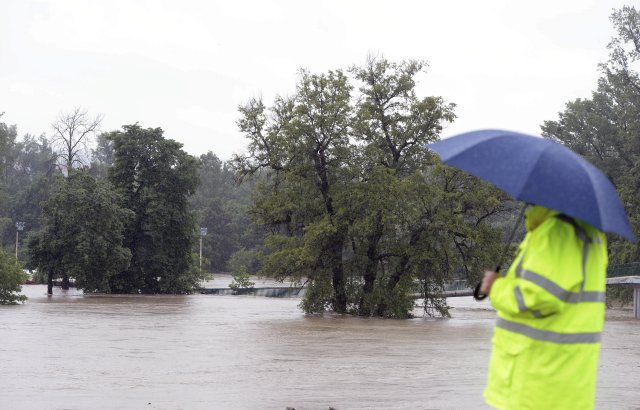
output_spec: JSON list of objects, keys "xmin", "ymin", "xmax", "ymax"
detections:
[{"xmin": 480, "ymin": 204, "xmax": 608, "ymax": 410}]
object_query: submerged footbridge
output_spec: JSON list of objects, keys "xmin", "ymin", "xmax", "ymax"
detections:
[
  {"xmin": 606, "ymin": 262, "xmax": 640, "ymax": 319},
  {"xmin": 196, "ymin": 280, "xmax": 475, "ymax": 299},
  {"xmin": 197, "ymin": 266, "xmax": 640, "ymax": 319},
  {"xmin": 197, "ymin": 287, "xmax": 305, "ymax": 297}
]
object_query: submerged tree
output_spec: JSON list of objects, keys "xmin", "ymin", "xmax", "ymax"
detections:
[
  {"xmin": 236, "ymin": 69, "xmax": 354, "ymax": 312},
  {"xmin": 27, "ymin": 171, "xmax": 131, "ymax": 294},
  {"xmin": 234, "ymin": 57, "xmax": 507, "ymax": 317},
  {"xmin": 108, "ymin": 124, "xmax": 202, "ymax": 293}
]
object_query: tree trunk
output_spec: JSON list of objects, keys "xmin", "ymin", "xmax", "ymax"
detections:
[
  {"xmin": 376, "ymin": 259, "xmax": 407, "ymax": 316},
  {"xmin": 332, "ymin": 263, "xmax": 347, "ymax": 313},
  {"xmin": 329, "ymin": 233, "xmax": 347, "ymax": 313},
  {"xmin": 61, "ymin": 274, "xmax": 70, "ymax": 290},
  {"xmin": 47, "ymin": 268, "xmax": 54, "ymax": 295},
  {"xmin": 359, "ymin": 216, "xmax": 384, "ymax": 315}
]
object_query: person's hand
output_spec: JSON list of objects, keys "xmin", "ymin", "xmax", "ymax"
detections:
[{"xmin": 480, "ymin": 270, "xmax": 499, "ymax": 296}]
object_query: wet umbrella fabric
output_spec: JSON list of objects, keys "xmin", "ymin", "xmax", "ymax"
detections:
[{"xmin": 426, "ymin": 129, "xmax": 636, "ymax": 242}]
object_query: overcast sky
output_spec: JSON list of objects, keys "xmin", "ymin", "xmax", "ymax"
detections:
[{"xmin": 0, "ymin": 0, "xmax": 631, "ymax": 160}]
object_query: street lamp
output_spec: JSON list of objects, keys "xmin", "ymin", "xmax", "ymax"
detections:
[
  {"xmin": 199, "ymin": 227, "xmax": 208, "ymax": 270},
  {"xmin": 15, "ymin": 221, "xmax": 25, "ymax": 262}
]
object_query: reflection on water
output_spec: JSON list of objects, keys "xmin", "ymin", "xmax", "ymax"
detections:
[{"xmin": 0, "ymin": 285, "xmax": 638, "ymax": 410}]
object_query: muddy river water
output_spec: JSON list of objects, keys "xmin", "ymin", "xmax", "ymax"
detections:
[{"xmin": 1, "ymin": 284, "xmax": 638, "ymax": 409}]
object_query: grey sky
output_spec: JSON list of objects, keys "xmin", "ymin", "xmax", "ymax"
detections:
[{"xmin": 0, "ymin": 0, "xmax": 631, "ymax": 160}]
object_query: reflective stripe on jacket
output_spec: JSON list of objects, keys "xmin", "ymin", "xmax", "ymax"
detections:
[{"xmin": 484, "ymin": 205, "xmax": 608, "ymax": 410}]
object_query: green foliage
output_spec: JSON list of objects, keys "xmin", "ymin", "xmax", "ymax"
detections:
[
  {"xmin": 299, "ymin": 274, "xmax": 333, "ymax": 314},
  {"xmin": 0, "ymin": 116, "xmax": 57, "ymax": 255},
  {"xmin": 89, "ymin": 132, "xmax": 116, "ymax": 180},
  {"xmin": 228, "ymin": 266, "xmax": 255, "ymax": 291},
  {"xmin": 27, "ymin": 171, "xmax": 132, "ymax": 292},
  {"xmin": 0, "ymin": 114, "xmax": 18, "ymax": 180},
  {"xmin": 108, "ymin": 124, "xmax": 201, "ymax": 293},
  {"xmin": 542, "ymin": 6, "xmax": 640, "ymax": 262},
  {"xmin": 234, "ymin": 56, "xmax": 507, "ymax": 317},
  {"xmin": 0, "ymin": 248, "xmax": 27, "ymax": 304},
  {"xmin": 30, "ymin": 269, "xmax": 47, "ymax": 284},
  {"xmin": 228, "ymin": 247, "xmax": 261, "ymax": 275},
  {"xmin": 227, "ymin": 248, "xmax": 259, "ymax": 291},
  {"xmin": 235, "ymin": 67, "xmax": 354, "ymax": 312},
  {"xmin": 189, "ymin": 150, "xmax": 268, "ymax": 273}
]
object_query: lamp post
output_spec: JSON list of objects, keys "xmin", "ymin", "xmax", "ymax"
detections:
[
  {"xmin": 15, "ymin": 221, "xmax": 25, "ymax": 262},
  {"xmin": 199, "ymin": 227, "xmax": 208, "ymax": 270}
]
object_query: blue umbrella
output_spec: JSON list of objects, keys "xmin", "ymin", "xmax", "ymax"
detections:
[{"xmin": 427, "ymin": 129, "xmax": 636, "ymax": 242}]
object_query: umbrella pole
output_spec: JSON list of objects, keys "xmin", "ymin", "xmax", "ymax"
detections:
[{"xmin": 473, "ymin": 204, "xmax": 528, "ymax": 301}]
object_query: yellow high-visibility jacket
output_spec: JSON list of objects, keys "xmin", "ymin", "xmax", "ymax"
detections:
[{"xmin": 484, "ymin": 205, "xmax": 608, "ymax": 410}]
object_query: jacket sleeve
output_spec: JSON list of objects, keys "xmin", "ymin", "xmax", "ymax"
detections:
[
  {"xmin": 490, "ymin": 220, "xmax": 581, "ymax": 317},
  {"xmin": 490, "ymin": 275, "xmax": 565, "ymax": 317},
  {"xmin": 489, "ymin": 276, "xmax": 526, "ymax": 315}
]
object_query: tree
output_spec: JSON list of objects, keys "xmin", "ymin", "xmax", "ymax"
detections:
[
  {"xmin": 51, "ymin": 107, "xmax": 103, "ymax": 172},
  {"xmin": 228, "ymin": 264, "xmax": 255, "ymax": 292},
  {"xmin": 89, "ymin": 131, "xmax": 116, "ymax": 180},
  {"xmin": 348, "ymin": 58, "xmax": 453, "ymax": 316},
  {"xmin": 236, "ymin": 69, "xmax": 354, "ymax": 312},
  {"xmin": 26, "ymin": 171, "xmax": 132, "ymax": 294},
  {"xmin": 108, "ymin": 124, "xmax": 202, "ymax": 293},
  {"xmin": 0, "ymin": 247, "xmax": 27, "ymax": 304},
  {"xmin": 542, "ymin": 5, "xmax": 640, "ymax": 263},
  {"xmin": 234, "ymin": 57, "xmax": 507, "ymax": 317}
]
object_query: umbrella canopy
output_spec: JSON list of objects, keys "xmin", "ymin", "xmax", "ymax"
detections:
[{"xmin": 427, "ymin": 129, "xmax": 636, "ymax": 242}]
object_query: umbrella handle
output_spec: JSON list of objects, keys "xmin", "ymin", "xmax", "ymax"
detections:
[
  {"xmin": 473, "ymin": 265, "xmax": 501, "ymax": 301},
  {"xmin": 473, "ymin": 282, "xmax": 487, "ymax": 301}
]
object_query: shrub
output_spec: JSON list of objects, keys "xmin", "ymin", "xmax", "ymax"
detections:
[{"xmin": 0, "ymin": 249, "xmax": 27, "ymax": 304}]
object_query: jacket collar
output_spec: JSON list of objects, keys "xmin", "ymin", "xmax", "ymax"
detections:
[{"xmin": 525, "ymin": 205, "xmax": 559, "ymax": 232}]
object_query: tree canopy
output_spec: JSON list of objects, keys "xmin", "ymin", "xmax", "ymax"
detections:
[{"xmin": 107, "ymin": 124, "xmax": 202, "ymax": 293}]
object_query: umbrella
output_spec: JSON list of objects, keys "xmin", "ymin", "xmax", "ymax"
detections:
[{"xmin": 427, "ymin": 129, "xmax": 636, "ymax": 242}]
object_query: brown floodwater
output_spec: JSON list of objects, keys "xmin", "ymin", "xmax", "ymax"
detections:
[{"xmin": 1, "ymin": 284, "xmax": 638, "ymax": 410}]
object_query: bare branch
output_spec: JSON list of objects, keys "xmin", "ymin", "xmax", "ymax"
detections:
[{"xmin": 50, "ymin": 107, "xmax": 103, "ymax": 170}]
